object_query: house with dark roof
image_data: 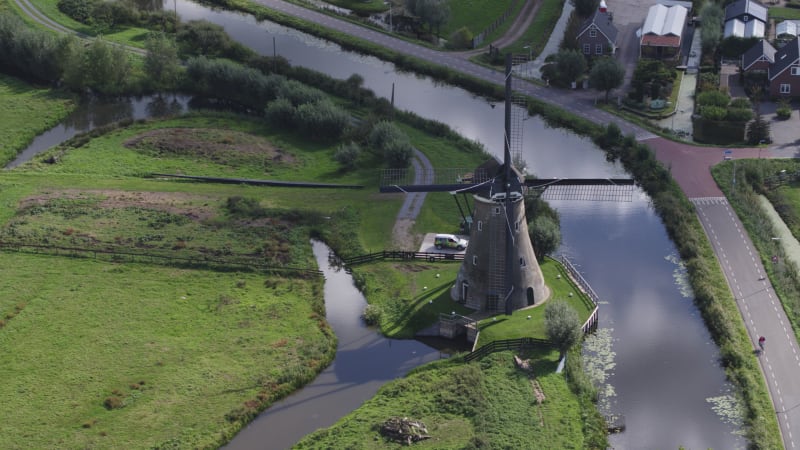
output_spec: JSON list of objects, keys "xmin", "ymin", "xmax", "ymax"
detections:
[
  {"xmin": 724, "ymin": 0, "xmax": 767, "ymax": 39},
  {"xmin": 768, "ymin": 37, "xmax": 800, "ymax": 97},
  {"xmin": 640, "ymin": 3, "xmax": 688, "ymax": 59},
  {"xmin": 741, "ymin": 39, "xmax": 775, "ymax": 72},
  {"xmin": 576, "ymin": 9, "xmax": 618, "ymax": 57}
]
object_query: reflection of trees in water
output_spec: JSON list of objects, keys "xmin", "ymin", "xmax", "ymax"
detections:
[
  {"xmin": 130, "ymin": 0, "xmax": 164, "ymax": 12},
  {"xmin": 146, "ymin": 95, "xmax": 184, "ymax": 117},
  {"xmin": 61, "ymin": 97, "xmax": 134, "ymax": 131},
  {"xmin": 61, "ymin": 95, "xmax": 190, "ymax": 132}
]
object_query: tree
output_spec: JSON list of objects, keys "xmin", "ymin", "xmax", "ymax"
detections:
[
  {"xmin": 406, "ymin": 0, "xmax": 449, "ymax": 39},
  {"xmin": 545, "ymin": 300, "xmax": 583, "ymax": 357},
  {"xmin": 746, "ymin": 111, "xmax": 771, "ymax": 145},
  {"xmin": 529, "ymin": 214, "xmax": 561, "ymax": 261},
  {"xmin": 700, "ymin": 1, "xmax": 723, "ymax": 55},
  {"xmin": 83, "ymin": 37, "xmax": 131, "ymax": 95},
  {"xmin": 144, "ymin": 32, "xmax": 180, "ymax": 90},
  {"xmin": 589, "ymin": 57, "xmax": 624, "ymax": 102},
  {"xmin": 555, "ymin": 49, "xmax": 587, "ymax": 85},
  {"xmin": 573, "ymin": 0, "xmax": 599, "ymax": 18}
]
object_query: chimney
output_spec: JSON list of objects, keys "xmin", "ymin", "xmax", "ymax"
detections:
[{"xmin": 599, "ymin": 0, "xmax": 607, "ymax": 13}]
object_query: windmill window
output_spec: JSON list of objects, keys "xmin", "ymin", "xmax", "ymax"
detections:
[
  {"xmin": 743, "ymin": 14, "xmax": 749, "ymax": 22},
  {"xmin": 473, "ymin": 255, "xmax": 478, "ymax": 266},
  {"xmin": 494, "ymin": 207, "xmax": 501, "ymax": 215},
  {"xmin": 478, "ymin": 220, "xmax": 483, "ymax": 231},
  {"xmin": 515, "ymin": 221, "xmax": 520, "ymax": 231},
  {"xmin": 520, "ymin": 257, "xmax": 526, "ymax": 267}
]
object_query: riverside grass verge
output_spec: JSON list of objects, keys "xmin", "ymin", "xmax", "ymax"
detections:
[
  {"xmin": 0, "ymin": 73, "xmax": 75, "ymax": 165},
  {"xmin": 294, "ymin": 350, "xmax": 593, "ymax": 449}
]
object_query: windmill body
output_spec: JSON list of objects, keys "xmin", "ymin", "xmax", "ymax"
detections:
[{"xmin": 451, "ymin": 184, "xmax": 548, "ymax": 312}]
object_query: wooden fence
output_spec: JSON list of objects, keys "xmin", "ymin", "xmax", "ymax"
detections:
[
  {"xmin": 471, "ymin": 0, "xmax": 520, "ymax": 48},
  {"xmin": 559, "ymin": 255, "xmax": 600, "ymax": 334},
  {"xmin": 341, "ymin": 250, "xmax": 464, "ymax": 267},
  {"xmin": 463, "ymin": 337, "xmax": 551, "ymax": 362}
]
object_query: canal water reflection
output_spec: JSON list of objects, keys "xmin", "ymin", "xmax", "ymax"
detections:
[{"xmin": 224, "ymin": 241, "xmax": 441, "ymax": 449}]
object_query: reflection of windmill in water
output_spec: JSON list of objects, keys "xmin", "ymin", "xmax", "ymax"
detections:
[{"xmin": 381, "ymin": 54, "xmax": 634, "ymax": 315}]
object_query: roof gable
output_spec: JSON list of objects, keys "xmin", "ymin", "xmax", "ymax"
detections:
[
  {"xmin": 770, "ymin": 37, "xmax": 800, "ymax": 80},
  {"xmin": 725, "ymin": 0, "xmax": 768, "ymax": 23},
  {"xmin": 577, "ymin": 10, "xmax": 619, "ymax": 43},
  {"xmin": 643, "ymin": 4, "xmax": 687, "ymax": 37},
  {"xmin": 742, "ymin": 39, "xmax": 776, "ymax": 70}
]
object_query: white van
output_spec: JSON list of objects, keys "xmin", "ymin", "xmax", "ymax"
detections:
[{"xmin": 434, "ymin": 234, "xmax": 467, "ymax": 250}]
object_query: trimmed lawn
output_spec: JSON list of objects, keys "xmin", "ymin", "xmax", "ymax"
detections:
[{"xmin": 475, "ymin": 257, "xmax": 596, "ymax": 345}]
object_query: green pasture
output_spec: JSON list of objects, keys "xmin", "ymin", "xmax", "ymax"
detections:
[{"xmin": 0, "ymin": 252, "xmax": 333, "ymax": 449}]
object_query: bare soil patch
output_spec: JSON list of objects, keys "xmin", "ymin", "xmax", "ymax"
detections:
[
  {"xmin": 19, "ymin": 189, "xmax": 218, "ymax": 221},
  {"xmin": 123, "ymin": 128, "xmax": 297, "ymax": 167}
]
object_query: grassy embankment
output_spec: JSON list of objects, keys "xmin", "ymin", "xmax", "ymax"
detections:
[
  {"xmin": 295, "ymin": 349, "xmax": 590, "ymax": 449},
  {"xmin": 0, "ymin": 72, "xmax": 75, "ymax": 164}
]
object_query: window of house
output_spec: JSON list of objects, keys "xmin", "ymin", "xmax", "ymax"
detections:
[
  {"xmin": 792, "ymin": 66, "xmax": 800, "ymax": 76},
  {"xmin": 596, "ymin": 44, "xmax": 603, "ymax": 55},
  {"xmin": 589, "ymin": 28, "xmax": 597, "ymax": 38},
  {"xmin": 781, "ymin": 83, "xmax": 791, "ymax": 94},
  {"xmin": 583, "ymin": 44, "xmax": 590, "ymax": 54}
]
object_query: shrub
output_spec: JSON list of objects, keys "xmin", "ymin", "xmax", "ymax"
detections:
[
  {"xmin": 362, "ymin": 304, "xmax": 382, "ymax": 325},
  {"xmin": 777, "ymin": 106, "xmax": 792, "ymax": 120},
  {"xmin": 334, "ymin": 141, "xmax": 361, "ymax": 170},
  {"xmin": 225, "ymin": 196, "xmax": 265, "ymax": 218},
  {"xmin": 384, "ymin": 139, "xmax": 413, "ymax": 168},
  {"xmin": 700, "ymin": 105, "xmax": 727, "ymax": 121},
  {"xmin": 447, "ymin": 27, "xmax": 473, "ymax": 50},
  {"xmin": 57, "ymin": 0, "xmax": 97, "ymax": 23},
  {"xmin": 726, "ymin": 108, "xmax": 753, "ymax": 122},
  {"xmin": 697, "ymin": 90, "xmax": 730, "ymax": 107},
  {"xmin": 730, "ymin": 98, "xmax": 751, "ymax": 109}
]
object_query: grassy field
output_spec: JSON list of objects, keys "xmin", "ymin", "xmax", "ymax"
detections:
[
  {"xmin": 0, "ymin": 73, "xmax": 75, "ymax": 165},
  {"xmin": 294, "ymin": 349, "xmax": 587, "ymax": 449},
  {"xmin": 0, "ymin": 252, "xmax": 333, "ymax": 449}
]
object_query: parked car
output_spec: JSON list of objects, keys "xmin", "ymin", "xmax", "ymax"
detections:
[{"xmin": 434, "ymin": 234, "xmax": 467, "ymax": 250}]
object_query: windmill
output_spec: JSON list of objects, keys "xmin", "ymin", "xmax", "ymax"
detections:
[{"xmin": 380, "ymin": 54, "xmax": 633, "ymax": 315}]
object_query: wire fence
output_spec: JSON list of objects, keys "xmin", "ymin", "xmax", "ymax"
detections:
[{"xmin": 0, "ymin": 240, "xmax": 322, "ymax": 277}]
